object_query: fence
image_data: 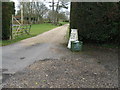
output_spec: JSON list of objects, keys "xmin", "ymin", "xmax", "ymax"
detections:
[
  {"xmin": 11, "ymin": 15, "xmax": 31, "ymax": 39},
  {"xmin": 12, "ymin": 24, "xmax": 31, "ymax": 39}
]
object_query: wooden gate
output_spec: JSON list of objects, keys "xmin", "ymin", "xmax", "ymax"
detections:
[{"xmin": 11, "ymin": 15, "xmax": 31, "ymax": 39}]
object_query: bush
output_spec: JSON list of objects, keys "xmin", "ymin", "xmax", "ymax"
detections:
[
  {"xmin": 2, "ymin": 2, "xmax": 15, "ymax": 40},
  {"xmin": 70, "ymin": 2, "xmax": 120, "ymax": 44},
  {"xmin": 63, "ymin": 20, "xmax": 69, "ymax": 22}
]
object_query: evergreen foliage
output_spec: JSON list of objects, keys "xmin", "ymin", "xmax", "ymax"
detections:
[
  {"xmin": 70, "ymin": 2, "xmax": 120, "ymax": 44},
  {"xmin": 2, "ymin": 2, "xmax": 15, "ymax": 40}
]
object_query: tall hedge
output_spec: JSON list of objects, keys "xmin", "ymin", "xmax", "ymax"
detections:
[
  {"xmin": 2, "ymin": 2, "xmax": 15, "ymax": 40},
  {"xmin": 0, "ymin": 2, "xmax": 2, "ymax": 40},
  {"xmin": 70, "ymin": 2, "xmax": 120, "ymax": 44}
]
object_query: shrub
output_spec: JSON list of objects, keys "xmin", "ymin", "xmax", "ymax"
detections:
[
  {"xmin": 70, "ymin": 2, "xmax": 120, "ymax": 44},
  {"xmin": 2, "ymin": 2, "xmax": 15, "ymax": 40}
]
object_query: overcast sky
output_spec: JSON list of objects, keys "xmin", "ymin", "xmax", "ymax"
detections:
[{"xmin": 11, "ymin": 0, "xmax": 70, "ymax": 14}]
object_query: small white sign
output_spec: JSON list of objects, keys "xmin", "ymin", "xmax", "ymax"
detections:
[{"xmin": 67, "ymin": 29, "xmax": 78, "ymax": 49}]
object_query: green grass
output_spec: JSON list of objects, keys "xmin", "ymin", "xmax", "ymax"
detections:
[
  {"xmin": 0, "ymin": 23, "xmax": 62, "ymax": 46},
  {"xmin": 30, "ymin": 23, "xmax": 58, "ymax": 36},
  {"xmin": 1, "ymin": 35, "xmax": 33, "ymax": 46},
  {"xmin": 59, "ymin": 21, "xmax": 69, "ymax": 25}
]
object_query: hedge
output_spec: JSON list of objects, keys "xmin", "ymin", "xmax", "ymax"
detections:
[
  {"xmin": 2, "ymin": 2, "xmax": 15, "ymax": 40},
  {"xmin": 70, "ymin": 2, "xmax": 120, "ymax": 44}
]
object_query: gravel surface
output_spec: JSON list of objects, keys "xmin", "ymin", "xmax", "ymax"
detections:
[
  {"xmin": 2, "ymin": 24, "xmax": 69, "ymax": 74},
  {"xmin": 2, "ymin": 24, "xmax": 118, "ymax": 88},
  {"xmin": 3, "ymin": 44, "xmax": 118, "ymax": 88}
]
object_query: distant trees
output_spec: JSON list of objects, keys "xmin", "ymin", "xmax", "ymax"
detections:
[
  {"xmin": 70, "ymin": 2, "xmax": 120, "ymax": 44},
  {"xmin": 35, "ymin": 2, "xmax": 48, "ymax": 22},
  {"xmin": 2, "ymin": 2, "xmax": 15, "ymax": 40},
  {"xmin": 17, "ymin": 2, "xmax": 48, "ymax": 24},
  {"xmin": 46, "ymin": 11, "xmax": 68, "ymax": 23},
  {"xmin": 16, "ymin": 0, "xmax": 69, "ymax": 25},
  {"xmin": 48, "ymin": 0, "xmax": 69, "ymax": 25}
]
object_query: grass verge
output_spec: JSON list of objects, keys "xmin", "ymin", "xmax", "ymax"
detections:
[
  {"xmin": 59, "ymin": 21, "xmax": 69, "ymax": 25},
  {"xmin": 1, "ymin": 23, "xmax": 66, "ymax": 46}
]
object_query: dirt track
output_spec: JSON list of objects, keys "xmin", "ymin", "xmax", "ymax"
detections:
[
  {"xmin": 3, "ymin": 24, "xmax": 118, "ymax": 88},
  {"xmin": 2, "ymin": 24, "xmax": 69, "ymax": 74},
  {"xmin": 20, "ymin": 24, "xmax": 69, "ymax": 46}
]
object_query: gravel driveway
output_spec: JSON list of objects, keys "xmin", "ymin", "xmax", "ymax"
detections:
[{"xmin": 2, "ymin": 24, "xmax": 118, "ymax": 88}]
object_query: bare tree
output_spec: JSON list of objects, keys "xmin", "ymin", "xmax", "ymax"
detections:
[
  {"xmin": 49, "ymin": 0, "xmax": 69, "ymax": 25},
  {"xmin": 35, "ymin": 2, "xmax": 48, "ymax": 23},
  {"xmin": 17, "ymin": 1, "xmax": 48, "ymax": 24},
  {"xmin": 17, "ymin": 0, "xmax": 69, "ymax": 25}
]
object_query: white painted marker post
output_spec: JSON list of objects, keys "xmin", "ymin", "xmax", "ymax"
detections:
[{"xmin": 67, "ymin": 29, "xmax": 78, "ymax": 49}]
